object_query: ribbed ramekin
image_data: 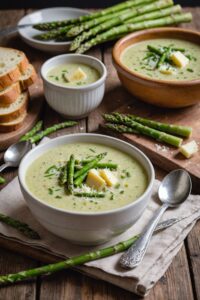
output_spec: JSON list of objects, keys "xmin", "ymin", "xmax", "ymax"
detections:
[{"xmin": 41, "ymin": 54, "xmax": 107, "ymax": 119}]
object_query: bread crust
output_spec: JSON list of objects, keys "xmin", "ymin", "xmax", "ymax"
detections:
[
  {"xmin": 0, "ymin": 48, "xmax": 29, "ymax": 89},
  {"xmin": 0, "ymin": 112, "xmax": 27, "ymax": 133},
  {"xmin": 0, "ymin": 92, "xmax": 29, "ymax": 122}
]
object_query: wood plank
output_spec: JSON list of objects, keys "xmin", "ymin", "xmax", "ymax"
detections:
[{"xmin": 186, "ymin": 221, "xmax": 200, "ymax": 299}]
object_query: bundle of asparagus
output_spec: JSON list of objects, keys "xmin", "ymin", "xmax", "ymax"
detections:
[
  {"xmin": 103, "ymin": 112, "xmax": 192, "ymax": 147},
  {"xmin": 32, "ymin": 0, "xmax": 192, "ymax": 53}
]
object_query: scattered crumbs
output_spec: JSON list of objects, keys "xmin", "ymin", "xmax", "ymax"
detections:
[
  {"xmin": 80, "ymin": 127, "xmax": 84, "ymax": 131},
  {"xmin": 155, "ymin": 144, "xmax": 169, "ymax": 153}
]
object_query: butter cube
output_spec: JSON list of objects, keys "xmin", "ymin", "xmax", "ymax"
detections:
[
  {"xmin": 99, "ymin": 169, "xmax": 118, "ymax": 187},
  {"xmin": 86, "ymin": 169, "xmax": 106, "ymax": 191},
  {"xmin": 170, "ymin": 51, "xmax": 189, "ymax": 68},
  {"xmin": 64, "ymin": 67, "xmax": 87, "ymax": 82},
  {"xmin": 159, "ymin": 65, "xmax": 175, "ymax": 75},
  {"xmin": 179, "ymin": 140, "xmax": 198, "ymax": 158}
]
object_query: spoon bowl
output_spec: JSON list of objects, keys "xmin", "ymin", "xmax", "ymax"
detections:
[
  {"xmin": 0, "ymin": 141, "xmax": 32, "ymax": 172},
  {"xmin": 158, "ymin": 169, "xmax": 192, "ymax": 207}
]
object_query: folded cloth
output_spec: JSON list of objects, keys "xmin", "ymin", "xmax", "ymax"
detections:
[{"xmin": 0, "ymin": 139, "xmax": 199, "ymax": 296}]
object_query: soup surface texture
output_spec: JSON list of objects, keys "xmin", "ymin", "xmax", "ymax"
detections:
[
  {"xmin": 121, "ymin": 38, "xmax": 200, "ymax": 81},
  {"xmin": 47, "ymin": 63, "xmax": 100, "ymax": 86},
  {"xmin": 26, "ymin": 143, "xmax": 148, "ymax": 213}
]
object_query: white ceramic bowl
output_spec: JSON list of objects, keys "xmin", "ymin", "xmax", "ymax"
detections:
[
  {"xmin": 19, "ymin": 134, "xmax": 155, "ymax": 245},
  {"xmin": 41, "ymin": 54, "xmax": 107, "ymax": 119},
  {"xmin": 18, "ymin": 7, "xmax": 89, "ymax": 53}
]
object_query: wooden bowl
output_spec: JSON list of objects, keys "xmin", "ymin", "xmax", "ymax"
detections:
[{"xmin": 112, "ymin": 28, "xmax": 200, "ymax": 108}]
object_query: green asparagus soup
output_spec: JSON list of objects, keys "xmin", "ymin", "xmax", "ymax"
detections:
[
  {"xmin": 26, "ymin": 143, "xmax": 148, "ymax": 213},
  {"xmin": 47, "ymin": 63, "xmax": 100, "ymax": 86},
  {"xmin": 121, "ymin": 38, "xmax": 200, "ymax": 81}
]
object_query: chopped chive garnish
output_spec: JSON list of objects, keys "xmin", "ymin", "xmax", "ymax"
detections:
[{"xmin": 48, "ymin": 188, "xmax": 53, "ymax": 195}]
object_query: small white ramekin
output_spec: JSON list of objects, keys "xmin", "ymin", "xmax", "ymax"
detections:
[{"xmin": 41, "ymin": 54, "xmax": 107, "ymax": 119}]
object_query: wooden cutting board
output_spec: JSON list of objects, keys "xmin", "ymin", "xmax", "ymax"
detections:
[
  {"xmin": 0, "ymin": 78, "xmax": 44, "ymax": 151},
  {"xmin": 100, "ymin": 100, "xmax": 200, "ymax": 193}
]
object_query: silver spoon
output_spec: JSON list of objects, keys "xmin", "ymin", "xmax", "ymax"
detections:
[
  {"xmin": 0, "ymin": 141, "xmax": 32, "ymax": 172},
  {"xmin": 119, "ymin": 169, "xmax": 192, "ymax": 269}
]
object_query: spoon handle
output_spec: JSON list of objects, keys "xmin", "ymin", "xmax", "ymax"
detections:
[
  {"xmin": 120, "ymin": 203, "xmax": 168, "ymax": 269},
  {"xmin": 0, "ymin": 163, "xmax": 10, "ymax": 172}
]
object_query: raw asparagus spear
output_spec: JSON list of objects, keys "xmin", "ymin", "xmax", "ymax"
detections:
[
  {"xmin": 69, "ymin": 0, "xmax": 172, "ymax": 38},
  {"xmin": 0, "ymin": 176, "xmax": 5, "ymax": 184},
  {"xmin": 71, "ymin": 4, "xmax": 179, "ymax": 51},
  {"xmin": 74, "ymin": 192, "xmax": 105, "ymax": 198},
  {"xmin": 58, "ymin": 164, "xmax": 68, "ymax": 186},
  {"xmin": 67, "ymin": 155, "xmax": 75, "ymax": 193},
  {"xmin": 125, "ymin": 114, "xmax": 192, "ymax": 137},
  {"xmin": 0, "ymin": 218, "xmax": 178, "ymax": 285},
  {"xmin": 20, "ymin": 121, "xmax": 43, "ymax": 141},
  {"xmin": 34, "ymin": 25, "xmax": 73, "ymax": 40},
  {"xmin": 29, "ymin": 121, "xmax": 77, "ymax": 144},
  {"xmin": 103, "ymin": 114, "xmax": 183, "ymax": 147},
  {"xmin": 125, "ymin": 4, "xmax": 181, "ymax": 23},
  {"xmin": 74, "ymin": 153, "xmax": 107, "ymax": 179},
  {"xmin": 33, "ymin": 0, "xmax": 155, "ymax": 31},
  {"xmin": 76, "ymin": 13, "xmax": 192, "ymax": 53},
  {"xmin": 0, "ymin": 213, "xmax": 40, "ymax": 240}
]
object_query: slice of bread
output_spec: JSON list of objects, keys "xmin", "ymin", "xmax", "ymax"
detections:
[
  {"xmin": 0, "ymin": 47, "xmax": 29, "ymax": 90},
  {"xmin": 0, "ymin": 91, "xmax": 29, "ymax": 122},
  {"xmin": 0, "ymin": 64, "xmax": 37, "ymax": 105},
  {"xmin": 0, "ymin": 111, "xmax": 27, "ymax": 133}
]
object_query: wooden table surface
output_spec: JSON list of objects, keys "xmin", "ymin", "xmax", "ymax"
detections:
[{"xmin": 0, "ymin": 7, "xmax": 200, "ymax": 300}]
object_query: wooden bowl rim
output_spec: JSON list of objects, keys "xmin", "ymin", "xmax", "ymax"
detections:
[{"xmin": 112, "ymin": 27, "xmax": 200, "ymax": 86}]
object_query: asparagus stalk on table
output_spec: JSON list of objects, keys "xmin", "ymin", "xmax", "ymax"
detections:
[
  {"xmin": 103, "ymin": 114, "xmax": 183, "ymax": 147},
  {"xmin": 67, "ymin": 155, "xmax": 75, "ymax": 194},
  {"xmin": 70, "ymin": 4, "xmax": 180, "ymax": 51},
  {"xmin": 74, "ymin": 152, "xmax": 107, "ymax": 186},
  {"xmin": 28, "ymin": 121, "xmax": 77, "ymax": 144},
  {"xmin": 33, "ymin": 0, "xmax": 156, "ymax": 31},
  {"xmin": 76, "ymin": 13, "xmax": 192, "ymax": 53},
  {"xmin": 0, "ymin": 218, "xmax": 178, "ymax": 285},
  {"xmin": 125, "ymin": 114, "xmax": 192, "ymax": 137},
  {"xmin": 0, "ymin": 176, "xmax": 5, "ymax": 184},
  {"xmin": 0, "ymin": 213, "xmax": 40, "ymax": 240},
  {"xmin": 20, "ymin": 121, "xmax": 43, "ymax": 141}
]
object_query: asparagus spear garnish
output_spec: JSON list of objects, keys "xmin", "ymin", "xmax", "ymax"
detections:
[
  {"xmin": 76, "ymin": 13, "xmax": 192, "ymax": 53},
  {"xmin": 33, "ymin": 0, "xmax": 155, "ymax": 31},
  {"xmin": 67, "ymin": 155, "xmax": 75, "ymax": 193},
  {"xmin": 74, "ymin": 153, "xmax": 107, "ymax": 186},
  {"xmin": 74, "ymin": 192, "xmax": 105, "ymax": 198},
  {"xmin": 74, "ymin": 153, "xmax": 107, "ymax": 179},
  {"xmin": 70, "ymin": 4, "xmax": 180, "ymax": 51},
  {"xmin": 157, "ymin": 47, "xmax": 171, "ymax": 68},
  {"xmin": 20, "ymin": 121, "xmax": 43, "ymax": 141},
  {"xmin": 0, "ymin": 218, "xmax": 178, "ymax": 285},
  {"xmin": 103, "ymin": 114, "xmax": 183, "ymax": 147},
  {"xmin": 0, "ymin": 213, "xmax": 40, "ymax": 240},
  {"xmin": 83, "ymin": 162, "xmax": 118, "ymax": 170},
  {"xmin": 58, "ymin": 164, "xmax": 68, "ymax": 186},
  {"xmin": 29, "ymin": 121, "xmax": 77, "ymax": 144},
  {"xmin": 0, "ymin": 176, "xmax": 5, "ymax": 184},
  {"xmin": 34, "ymin": 25, "xmax": 73, "ymax": 41},
  {"xmin": 124, "ymin": 114, "xmax": 192, "ymax": 137}
]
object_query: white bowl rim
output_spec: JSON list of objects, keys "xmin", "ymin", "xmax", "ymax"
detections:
[
  {"xmin": 18, "ymin": 7, "xmax": 90, "ymax": 46},
  {"xmin": 41, "ymin": 54, "xmax": 107, "ymax": 90},
  {"xmin": 19, "ymin": 133, "xmax": 155, "ymax": 216}
]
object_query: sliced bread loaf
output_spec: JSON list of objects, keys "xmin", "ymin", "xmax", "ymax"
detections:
[
  {"xmin": 0, "ymin": 91, "xmax": 29, "ymax": 122},
  {"xmin": 0, "ymin": 47, "xmax": 29, "ymax": 90},
  {"xmin": 0, "ymin": 111, "xmax": 27, "ymax": 133},
  {"xmin": 0, "ymin": 64, "xmax": 37, "ymax": 105}
]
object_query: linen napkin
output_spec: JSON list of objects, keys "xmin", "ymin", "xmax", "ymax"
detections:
[{"xmin": 0, "ymin": 140, "xmax": 199, "ymax": 296}]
